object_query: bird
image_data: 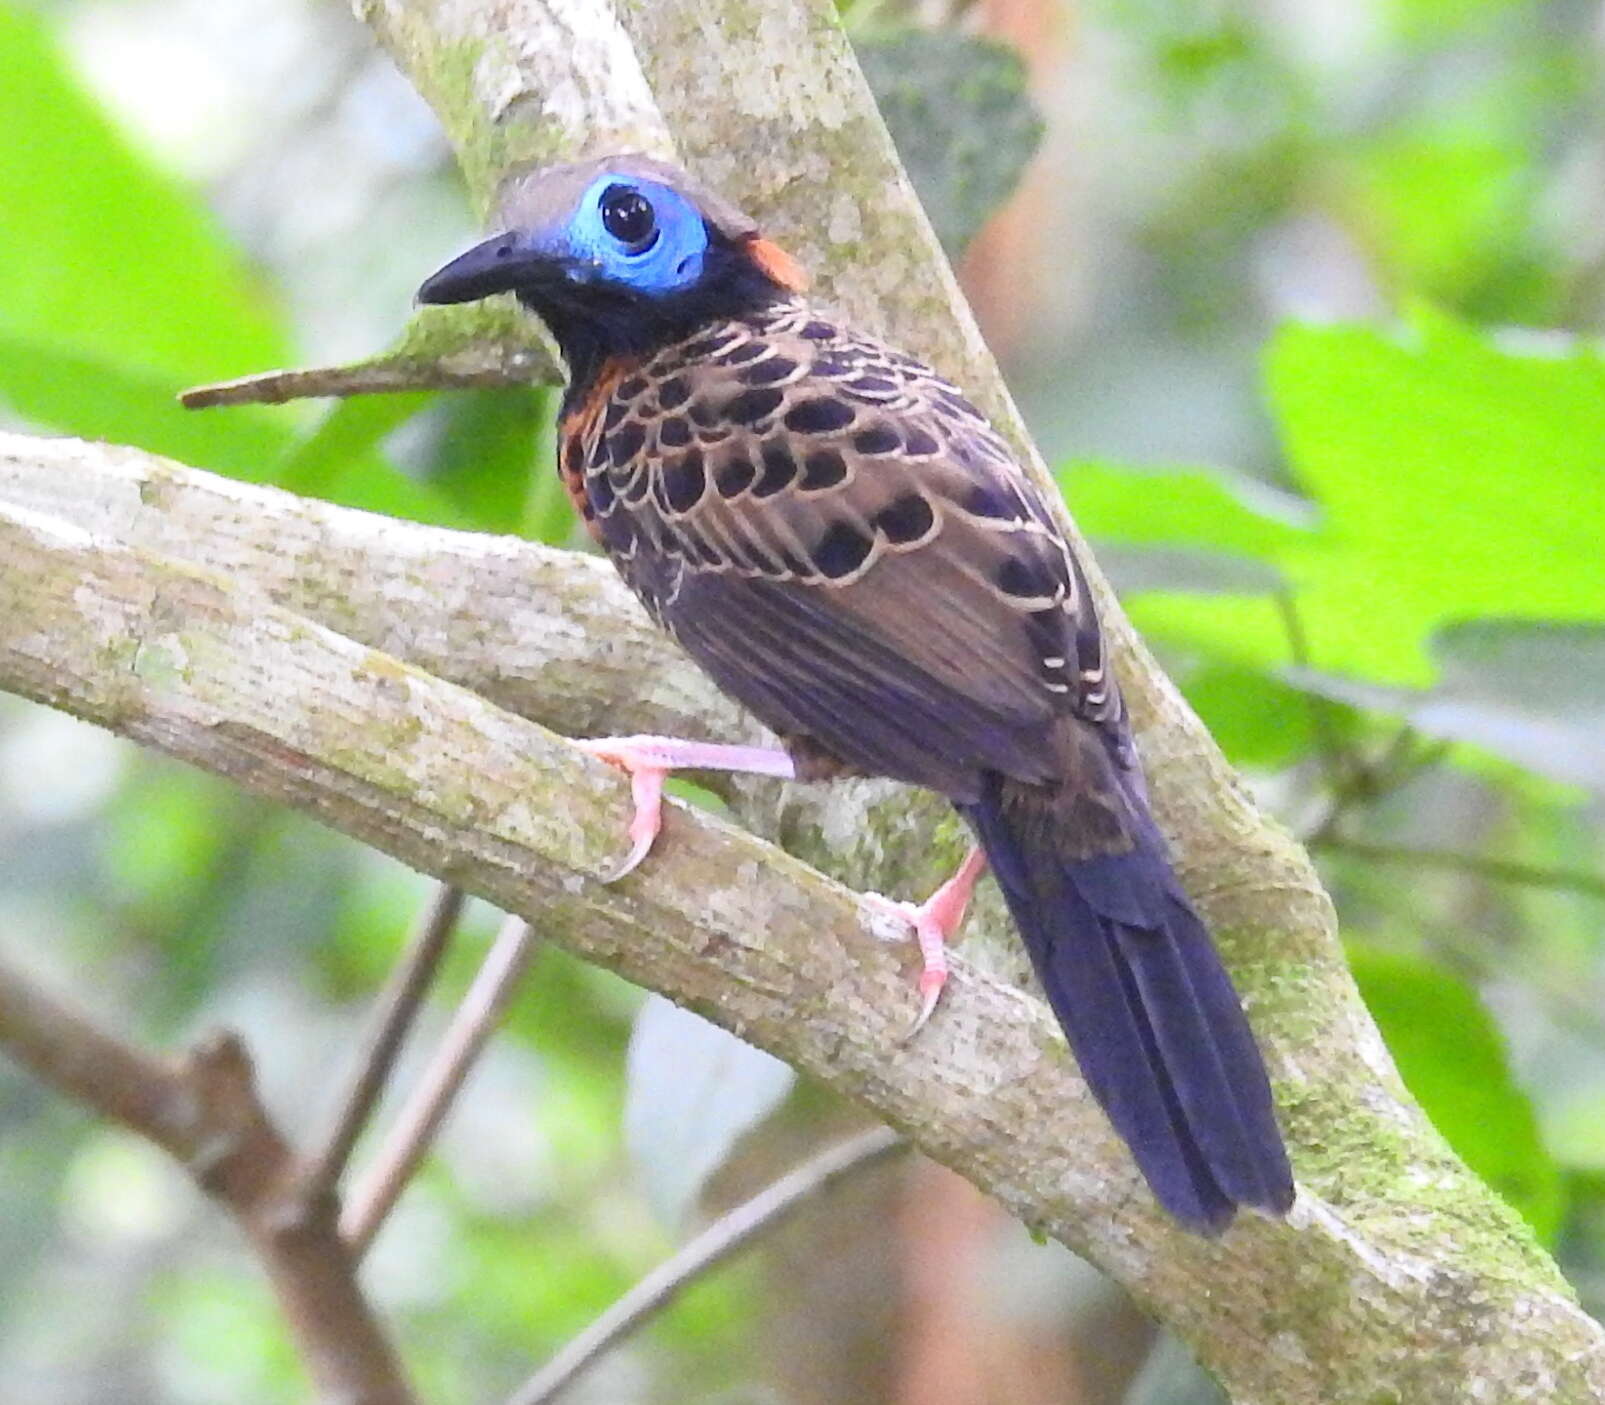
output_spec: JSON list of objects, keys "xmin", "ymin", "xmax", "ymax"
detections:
[{"xmin": 417, "ymin": 153, "xmax": 1294, "ymax": 1233}]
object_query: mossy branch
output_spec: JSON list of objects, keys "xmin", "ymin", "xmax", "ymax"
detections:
[{"xmin": 4, "ymin": 433, "xmax": 1603, "ymax": 1401}]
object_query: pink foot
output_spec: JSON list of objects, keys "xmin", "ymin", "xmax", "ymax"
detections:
[
  {"xmin": 576, "ymin": 735, "xmax": 795, "ymax": 881},
  {"xmin": 863, "ymin": 846, "xmax": 989, "ymax": 1040}
]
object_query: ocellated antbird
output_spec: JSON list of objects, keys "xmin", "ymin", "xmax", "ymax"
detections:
[{"xmin": 418, "ymin": 154, "xmax": 1294, "ymax": 1233}]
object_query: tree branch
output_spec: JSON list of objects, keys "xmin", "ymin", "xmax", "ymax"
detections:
[
  {"xmin": 0, "ymin": 945, "xmax": 416, "ymax": 1404},
  {"xmin": 302, "ymin": 882, "xmax": 467, "ymax": 1206},
  {"xmin": 343, "ymin": 913, "xmax": 544, "ymax": 1256},
  {"xmin": 2, "ymin": 448, "xmax": 1602, "ymax": 1400}
]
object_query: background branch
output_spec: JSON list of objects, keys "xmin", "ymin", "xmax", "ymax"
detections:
[
  {"xmin": 303, "ymin": 882, "xmax": 467, "ymax": 1208},
  {"xmin": 507, "ymin": 1126, "xmax": 906, "ymax": 1405},
  {"xmin": 0, "ymin": 944, "xmax": 417, "ymax": 1405},
  {"xmin": 343, "ymin": 913, "xmax": 544, "ymax": 1256}
]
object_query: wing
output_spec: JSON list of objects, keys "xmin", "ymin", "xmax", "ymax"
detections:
[{"xmin": 578, "ymin": 303, "xmax": 1126, "ymax": 802}]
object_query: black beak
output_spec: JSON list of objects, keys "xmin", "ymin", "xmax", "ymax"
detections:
[{"xmin": 416, "ymin": 230, "xmax": 565, "ymax": 306}]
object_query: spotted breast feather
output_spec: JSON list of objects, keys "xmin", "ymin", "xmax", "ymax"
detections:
[{"xmin": 571, "ymin": 299, "xmax": 1119, "ymax": 801}]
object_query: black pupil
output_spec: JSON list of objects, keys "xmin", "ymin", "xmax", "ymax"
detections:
[{"xmin": 602, "ymin": 187, "xmax": 656, "ymax": 247}]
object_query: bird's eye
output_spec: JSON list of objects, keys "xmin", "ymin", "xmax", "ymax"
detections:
[{"xmin": 600, "ymin": 185, "xmax": 657, "ymax": 249}]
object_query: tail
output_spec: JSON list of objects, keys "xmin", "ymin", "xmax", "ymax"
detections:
[{"xmin": 960, "ymin": 773, "xmax": 1294, "ymax": 1234}]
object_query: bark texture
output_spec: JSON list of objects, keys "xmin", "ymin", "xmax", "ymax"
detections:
[{"xmin": 3, "ymin": 432, "xmax": 1601, "ymax": 1402}]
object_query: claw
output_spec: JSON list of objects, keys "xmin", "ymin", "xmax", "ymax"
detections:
[
  {"xmin": 605, "ymin": 764, "xmax": 665, "ymax": 882},
  {"xmin": 906, "ymin": 963, "xmax": 948, "ymax": 1043},
  {"xmin": 578, "ymin": 740, "xmax": 668, "ymax": 882},
  {"xmin": 861, "ymin": 846, "xmax": 988, "ymax": 1040},
  {"xmin": 575, "ymin": 734, "xmax": 795, "ymax": 881}
]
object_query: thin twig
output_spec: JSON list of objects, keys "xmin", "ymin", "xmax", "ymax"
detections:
[
  {"xmin": 180, "ymin": 359, "xmax": 522, "ymax": 408},
  {"xmin": 1315, "ymin": 837, "xmax": 1605, "ymax": 901},
  {"xmin": 1303, "ymin": 725, "xmax": 1448, "ymax": 846},
  {"xmin": 178, "ymin": 306, "xmax": 558, "ymax": 409},
  {"xmin": 342, "ymin": 913, "xmax": 544, "ymax": 1256},
  {"xmin": 301, "ymin": 884, "xmax": 467, "ymax": 1208},
  {"xmin": 505, "ymin": 1126, "xmax": 906, "ymax": 1405},
  {"xmin": 1275, "ymin": 587, "xmax": 1350, "ymax": 800}
]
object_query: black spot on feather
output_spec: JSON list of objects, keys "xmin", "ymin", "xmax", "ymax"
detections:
[
  {"xmin": 814, "ymin": 521, "xmax": 873, "ymax": 579},
  {"xmin": 997, "ymin": 555, "xmax": 1056, "ymax": 599},
  {"xmin": 661, "ymin": 451, "xmax": 706, "ymax": 513},
  {"xmin": 964, "ymin": 482, "xmax": 1022, "ymax": 519},
  {"xmin": 715, "ymin": 455, "xmax": 757, "ymax": 498},
  {"xmin": 853, "ymin": 425, "xmax": 901, "ymax": 456},
  {"xmin": 801, "ymin": 449, "xmax": 848, "ymax": 491},
  {"xmin": 876, "ymin": 493, "xmax": 935, "ymax": 544},
  {"xmin": 754, "ymin": 444, "xmax": 797, "ymax": 498},
  {"xmin": 785, "ymin": 397, "xmax": 855, "ymax": 434},
  {"xmin": 724, "ymin": 387, "xmax": 784, "ymax": 426},
  {"xmin": 740, "ymin": 356, "xmax": 798, "ymax": 386},
  {"xmin": 607, "ymin": 423, "xmax": 645, "ymax": 468},
  {"xmin": 718, "ymin": 340, "xmax": 767, "ymax": 365}
]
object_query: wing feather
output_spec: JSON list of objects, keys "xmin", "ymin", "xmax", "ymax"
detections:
[{"xmin": 578, "ymin": 301, "xmax": 1126, "ymax": 795}]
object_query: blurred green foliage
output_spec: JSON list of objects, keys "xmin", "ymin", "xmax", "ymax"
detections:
[
  {"xmin": 0, "ymin": 0, "xmax": 1601, "ymax": 1401},
  {"xmin": 855, "ymin": 29, "xmax": 1044, "ymax": 254},
  {"xmin": 1350, "ymin": 943, "xmax": 1564, "ymax": 1242}
]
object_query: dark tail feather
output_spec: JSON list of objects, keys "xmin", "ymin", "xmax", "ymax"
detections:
[{"xmin": 961, "ymin": 783, "xmax": 1293, "ymax": 1234}]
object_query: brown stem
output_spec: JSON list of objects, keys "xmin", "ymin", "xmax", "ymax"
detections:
[
  {"xmin": 0, "ymin": 949, "xmax": 417, "ymax": 1404},
  {"xmin": 301, "ymin": 883, "xmax": 468, "ymax": 1206},
  {"xmin": 505, "ymin": 1127, "xmax": 905, "ymax": 1405},
  {"xmin": 342, "ymin": 914, "xmax": 543, "ymax": 1256}
]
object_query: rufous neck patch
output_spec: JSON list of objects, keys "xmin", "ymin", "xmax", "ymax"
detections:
[{"xmin": 743, "ymin": 236, "xmax": 810, "ymax": 293}]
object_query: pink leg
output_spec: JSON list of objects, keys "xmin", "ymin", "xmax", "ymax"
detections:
[
  {"xmin": 576, "ymin": 734, "xmax": 796, "ymax": 881},
  {"xmin": 863, "ymin": 846, "xmax": 989, "ymax": 1040}
]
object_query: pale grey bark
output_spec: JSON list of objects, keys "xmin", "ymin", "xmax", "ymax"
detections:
[{"xmin": 4, "ymin": 431, "xmax": 1602, "ymax": 1402}]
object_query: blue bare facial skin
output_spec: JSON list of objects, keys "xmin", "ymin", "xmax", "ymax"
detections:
[
  {"xmin": 413, "ymin": 171, "xmax": 713, "ymax": 307},
  {"xmin": 562, "ymin": 173, "xmax": 711, "ymax": 295}
]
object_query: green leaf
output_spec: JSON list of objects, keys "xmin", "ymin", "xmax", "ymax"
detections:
[
  {"xmin": 854, "ymin": 30, "xmax": 1043, "ymax": 255},
  {"xmin": 1058, "ymin": 459, "xmax": 1311, "ymax": 683},
  {"xmin": 275, "ymin": 393, "xmax": 433, "ymax": 495},
  {"xmin": 1384, "ymin": 0, "xmax": 1538, "ymax": 43},
  {"xmin": 0, "ymin": 328, "xmax": 292, "ymax": 477},
  {"xmin": 271, "ymin": 392, "xmax": 471, "ymax": 526},
  {"xmin": 1174, "ymin": 663, "xmax": 1320, "ymax": 768},
  {"xmin": 1059, "ymin": 461, "xmax": 1319, "ymax": 764},
  {"xmin": 1348, "ymin": 942, "xmax": 1565, "ymax": 1243},
  {"xmin": 421, "ymin": 386, "xmax": 550, "ymax": 534},
  {"xmin": 1061, "ymin": 460, "xmax": 1311, "ymax": 563},
  {"xmin": 0, "ymin": 3, "xmax": 290, "ymax": 382},
  {"xmin": 1293, "ymin": 621, "xmax": 1605, "ymax": 791},
  {"xmin": 1269, "ymin": 312, "xmax": 1605, "ymax": 684},
  {"xmin": 1074, "ymin": 314, "xmax": 1605, "ymax": 705},
  {"xmin": 1349, "ymin": 135, "xmax": 1525, "ymax": 302}
]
